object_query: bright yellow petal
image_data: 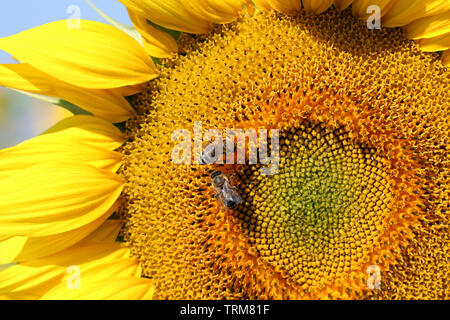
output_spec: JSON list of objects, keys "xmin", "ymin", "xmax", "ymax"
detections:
[
  {"xmin": 0, "ymin": 163, "xmax": 124, "ymax": 237},
  {"xmin": 181, "ymin": 0, "xmax": 254, "ymax": 24},
  {"xmin": 0, "ymin": 262, "xmax": 66, "ymax": 298},
  {"xmin": 0, "ymin": 138, "xmax": 122, "ymax": 181},
  {"xmin": 115, "ymin": 83, "xmax": 148, "ymax": 97},
  {"xmin": 0, "ymin": 20, "xmax": 158, "ymax": 89},
  {"xmin": 351, "ymin": 0, "xmax": 394, "ymax": 19},
  {"xmin": 253, "ymin": 0, "xmax": 301, "ymax": 13},
  {"xmin": 333, "ymin": 0, "xmax": 353, "ymax": 10},
  {"xmin": 0, "ymin": 293, "xmax": 36, "ymax": 300},
  {"xmin": 303, "ymin": 0, "xmax": 334, "ymax": 14},
  {"xmin": 442, "ymin": 49, "xmax": 450, "ymax": 65},
  {"xmin": 0, "ymin": 63, "xmax": 135, "ymax": 123},
  {"xmin": 382, "ymin": 0, "xmax": 450, "ymax": 27},
  {"xmin": 55, "ymin": 86, "xmax": 136, "ymax": 123},
  {"xmin": 41, "ymin": 115, "xmax": 125, "ymax": 151},
  {"xmin": 418, "ymin": 32, "xmax": 450, "ymax": 51},
  {"xmin": 80, "ymin": 219, "xmax": 123, "ymax": 243},
  {"xmin": 127, "ymin": 9, "xmax": 178, "ymax": 58},
  {"xmin": 0, "ymin": 240, "xmax": 131, "ymax": 298},
  {"xmin": 252, "ymin": 0, "xmax": 272, "ymax": 11},
  {"xmin": 41, "ymin": 277, "xmax": 155, "ymax": 300},
  {"xmin": 404, "ymin": 10, "xmax": 450, "ymax": 40},
  {"xmin": 0, "ymin": 63, "xmax": 51, "ymax": 94},
  {"xmin": 118, "ymin": 0, "xmax": 212, "ymax": 34},
  {"xmin": 0, "ymin": 212, "xmax": 121, "ymax": 264},
  {"xmin": 0, "ymin": 220, "xmax": 152, "ymax": 300}
]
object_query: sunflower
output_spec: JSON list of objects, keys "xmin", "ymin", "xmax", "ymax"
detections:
[{"xmin": 0, "ymin": 0, "xmax": 448, "ymax": 300}]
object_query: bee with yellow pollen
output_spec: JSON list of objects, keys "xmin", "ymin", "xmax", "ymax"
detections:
[{"xmin": 0, "ymin": 0, "xmax": 448, "ymax": 300}]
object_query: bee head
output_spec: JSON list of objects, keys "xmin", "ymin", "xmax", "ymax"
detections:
[
  {"xmin": 211, "ymin": 170, "xmax": 225, "ymax": 187},
  {"xmin": 211, "ymin": 170, "xmax": 222, "ymax": 179}
]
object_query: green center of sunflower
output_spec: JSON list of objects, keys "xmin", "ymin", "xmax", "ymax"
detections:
[{"xmin": 234, "ymin": 122, "xmax": 391, "ymax": 287}]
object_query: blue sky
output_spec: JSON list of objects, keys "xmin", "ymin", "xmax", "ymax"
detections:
[{"xmin": 0, "ymin": 1, "xmax": 133, "ymax": 148}]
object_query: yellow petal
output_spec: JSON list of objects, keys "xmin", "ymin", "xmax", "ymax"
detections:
[
  {"xmin": 127, "ymin": 9, "xmax": 178, "ymax": 58},
  {"xmin": 0, "ymin": 240, "xmax": 131, "ymax": 298},
  {"xmin": 118, "ymin": 0, "xmax": 212, "ymax": 34},
  {"xmin": 0, "ymin": 20, "xmax": 158, "ymax": 89},
  {"xmin": 180, "ymin": 0, "xmax": 253, "ymax": 24},
  {"xmin": 0, "ymin": 163, "xmax": 124, "ymax": 237},
  {"xmin": 0, "ymin": 262, "xmax": 66, "ymax": 298},
  {"xmin": 55, "ymin": 86, "xmax": 135, "ymax": 123},
  {"xmin": 80, "ymin": 219, "xmax": 123, "ymax": 243},
  {"xmin": 0, "ymin": 138, "xmax": 122, "ymax": 181},
  {"xmin": 0, "ymin": 64, "xmax": 135, "ymax": 123},
  {"xmin": 0, "ymin": 63, "xmax": 51, "ymax": 94},
  {"xmin": 0, "ymin": 210, "xmax": 121, "ymax": 264},
  {"xmin": 418, "ymin": 32, "xmax": 450, "ymax": 51},
  {"xmin": 351, "ymin": 0, "xmax": 394, "ymax": 19},
  {"xmin": 404, "ymin": 10, "xmax": 450, "ymax": 39},
  {"xmin": 252, "ymin": 0, "xmax": 273, "ymax": 11},
  {"xmin": 333, "ymin": 0, "xmax": 353, "ymax": 10},
  {"xmin": 382, "ymin": 0, "xmax": 450, "ymax": 27},
  {"xmin": 115, "ymin": 83, "xmax": 148, "ymax": 97},
  {"xmin": 442, "ymin": 49, "xmax": 450, "ymax": 65},
  {"xmin": 253, "ymin": 0, "xmax": 301, "ymax": 13},
  {"xmin": 0, "ymin": 293, "xmax": 36, "ymax": 300},
  {"xmin": 0, "ymin": 224, "xmax": 151, "ymax": 300},
  {"xmin": 41, "ymin": 115, "xmax": 125, "ymax": 151},
  {"xmin": 41, "ymin": 277, "xmax": 155, "ymax": 300},
  {"xmin": 303, "ymin": 0, "xmax": 334, "ymax": 14}
]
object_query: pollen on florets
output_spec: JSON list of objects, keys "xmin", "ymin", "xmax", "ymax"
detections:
[{"xmin": 120, "ymin": 8, "xmax": 449, "ymax": 299}]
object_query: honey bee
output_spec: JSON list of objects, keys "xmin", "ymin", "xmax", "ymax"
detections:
[{"xmin": 210, "ymin": 170, "xmax": 242, "ymax": 211}]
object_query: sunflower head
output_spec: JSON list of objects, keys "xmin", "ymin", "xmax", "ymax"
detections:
[
  {"xmin": 120, "ymin": 8, "xmax": 448, "ymax": 299},
  {"xmin": 0, "ymin": 1, "xmax": 448, "ymax": 300}
]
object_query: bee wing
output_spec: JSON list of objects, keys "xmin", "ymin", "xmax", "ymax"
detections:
[
  {"xmin": 211, "ymin": 181, "xmax": 226, "ymax": 212},
  {"xmin": 211, "ymin": 182, "xmax": 222, "ymax": 195},
  {"xmin": 216, "ymin": 196, "xmax": 227, "ymax": 212}
]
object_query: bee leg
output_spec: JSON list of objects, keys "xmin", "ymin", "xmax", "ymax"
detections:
[{"xmin": 229, "ymin": 173, "xmax": 235, "ymax": 184}]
